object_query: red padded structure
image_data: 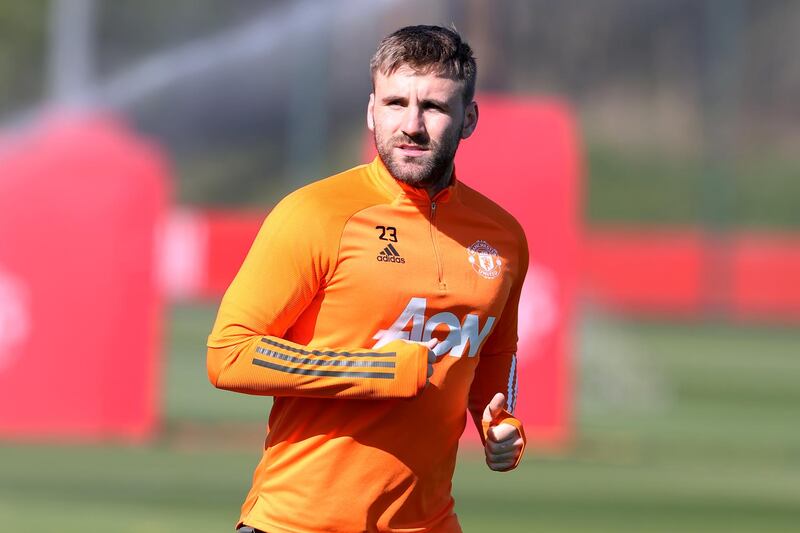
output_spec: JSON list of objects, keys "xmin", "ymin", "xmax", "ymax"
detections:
[{"xmin": 0, "ymin": 114, "xmax": 169, "ymax": 441}]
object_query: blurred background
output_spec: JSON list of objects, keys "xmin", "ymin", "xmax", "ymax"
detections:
[{"xmin": 1, "ymin": 0, "xmax": 799, "ymax": 531}]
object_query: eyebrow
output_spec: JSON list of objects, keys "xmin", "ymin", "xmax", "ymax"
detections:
[
  {"xmin": 381, "ymin": 95, "xmax": 407, "ymax": 105},
  {"xmin": 423, "ymin": 98, "xmax": 450, "ymax": 110}
]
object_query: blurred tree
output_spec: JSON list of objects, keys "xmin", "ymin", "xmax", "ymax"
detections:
[
  {"xmin": 0, "ymin": 1, "xmax": 48, "ymax": 116},
  {"xmin": 94, "ymin": 0, "xmax": 274, "ymax": 77},
  {"xmin": 1, "ymin": 0, "xmax": 797, "ymax": 226}
]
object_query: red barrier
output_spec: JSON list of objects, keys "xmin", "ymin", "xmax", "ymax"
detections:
[
  {"xmin": 730, "ymin": 233, "xmax": 800, "ymax": 320},
  {"xmin": 204, "ymin": 210, "xmax": 263, "ymax": 297},
  {"xmin": 186, "ymin": 216, "xmax": 800, "ymax": 321},
  {"xmin": 581, "ymin": 229, "xmax": 706, "ymax": 316},
  {"xmin": 0, "ymin": 114, "xmax": 169, "ymax": 441},
  {"xmin": 450, "ymin": 96, "xmax": 579, "ymax": 448},
  {"xmin": 579, "ymin": 229, "xmax": 800, "ymax": 321}
]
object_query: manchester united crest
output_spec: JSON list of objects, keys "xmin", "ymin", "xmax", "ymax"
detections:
[{"xmin": 467, "ymin": 240, "xmax": 502, "ymax": 279}]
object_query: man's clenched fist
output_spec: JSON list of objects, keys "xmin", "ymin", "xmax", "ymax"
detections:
[{"xmin": 482, "ymin": 392, "xmax": 524, "ymax": 471}]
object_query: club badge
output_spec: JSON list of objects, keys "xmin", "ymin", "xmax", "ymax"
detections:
[{"xmin": 467, "ymin": 240, "xmax": 502, "ymax": 279}]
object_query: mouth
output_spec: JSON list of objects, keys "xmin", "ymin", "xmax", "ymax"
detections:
[{"xmin": 395, "ymin": 144, "xmax": 429, "ymax": 157}]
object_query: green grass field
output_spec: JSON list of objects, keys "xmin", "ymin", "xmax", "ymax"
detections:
[{"xmin": 1, "ymin": 304, "xmax": 798, "ymax": 532}]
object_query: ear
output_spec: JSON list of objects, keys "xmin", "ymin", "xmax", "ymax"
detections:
[
  {"xmin": 460, "ymin": 101, "xmax": 479, "ymax": 139},
  {"xmin": 367, "ymin": 93, "xmax": 375, "ymax": 132}
]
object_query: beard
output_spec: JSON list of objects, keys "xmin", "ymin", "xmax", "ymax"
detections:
[{"xmin": 374, "ymin": 124, "xmax": 462, "ymax": 190}]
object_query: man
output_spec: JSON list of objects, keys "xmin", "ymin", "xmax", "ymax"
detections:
[{"xmin": 207, "ymin": 25, "xmax": 528, "ymax": 533}]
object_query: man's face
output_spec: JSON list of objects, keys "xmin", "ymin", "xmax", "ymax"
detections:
[{"xmin": 368, "ymin": 66, "xmax": 478, "ymax": 189}]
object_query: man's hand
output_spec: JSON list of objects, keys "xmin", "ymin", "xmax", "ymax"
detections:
[
  {"xmin": 418, "ymin": 338, "xmax": 438, "ymax": 384},
  {"xmin": 482, "ymin": 392, "xmax": 524, "ymax": 471}
]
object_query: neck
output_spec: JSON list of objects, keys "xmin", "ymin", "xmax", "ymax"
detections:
[{"xmin": 424, "ymin": 163, "xmax": 454, "ymax": 199}]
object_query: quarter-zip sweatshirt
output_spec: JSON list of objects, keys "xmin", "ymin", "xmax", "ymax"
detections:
[{"xmin": 207, "ymin": 156, "xmax": 528, "ymax": 533}]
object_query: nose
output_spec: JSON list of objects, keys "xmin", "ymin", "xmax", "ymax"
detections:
[{"xmin": 401, "ymin": 106, "xmax": 426, "ymax": 138}]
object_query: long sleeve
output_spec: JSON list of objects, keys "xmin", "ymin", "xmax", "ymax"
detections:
[
  {"xmin": 206, "ymin": 186, "xmax": 427, "ymax": 400},
  {"xmin": 467, "ymin": 231, "xmax": 528, "ymax": 464},
  {"xmin": 208, "ymin": 336, "xmax": 427, "ymax": 399}
]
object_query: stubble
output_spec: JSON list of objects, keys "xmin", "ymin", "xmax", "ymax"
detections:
[{"xmin": 374, "ymin": 126, "xmax": 462, "ymax": 191}]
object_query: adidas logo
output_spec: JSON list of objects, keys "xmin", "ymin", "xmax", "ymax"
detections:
[{"xmin": 376, "ymin": 243, "xmax": 406, "ymax": 264}]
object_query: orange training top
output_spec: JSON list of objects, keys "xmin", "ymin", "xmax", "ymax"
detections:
[{"xmin": 207, "ymin": 156, "xmax": 528, "ymax": 533}]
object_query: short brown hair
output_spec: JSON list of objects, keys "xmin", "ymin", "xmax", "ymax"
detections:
[{"xmin": 370, "ymin": 25, "xmax": 477, "ymax": 104}]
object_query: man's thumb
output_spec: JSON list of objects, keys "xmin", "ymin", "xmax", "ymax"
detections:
[
  {"xmin": 423, "ymin": 338, "xmax": 439, "ymax": 350},
  {"xmin": 482, "ymin": 392, "xmax": 506, "ymax": 424}
]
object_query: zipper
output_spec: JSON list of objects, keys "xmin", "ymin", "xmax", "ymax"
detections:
[{"xmin": 429, "ymin": 201, "xmax": 446, "ymax": 291}]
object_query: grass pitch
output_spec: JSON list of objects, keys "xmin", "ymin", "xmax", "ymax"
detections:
[{"xmin": 0, "ymin": 304, "xmax": 798, "ymax": 532}]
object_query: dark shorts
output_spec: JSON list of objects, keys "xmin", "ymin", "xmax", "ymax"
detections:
[{"xmin": 236, "ymin": 527, "xmax": 266, "ymax": 533}]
